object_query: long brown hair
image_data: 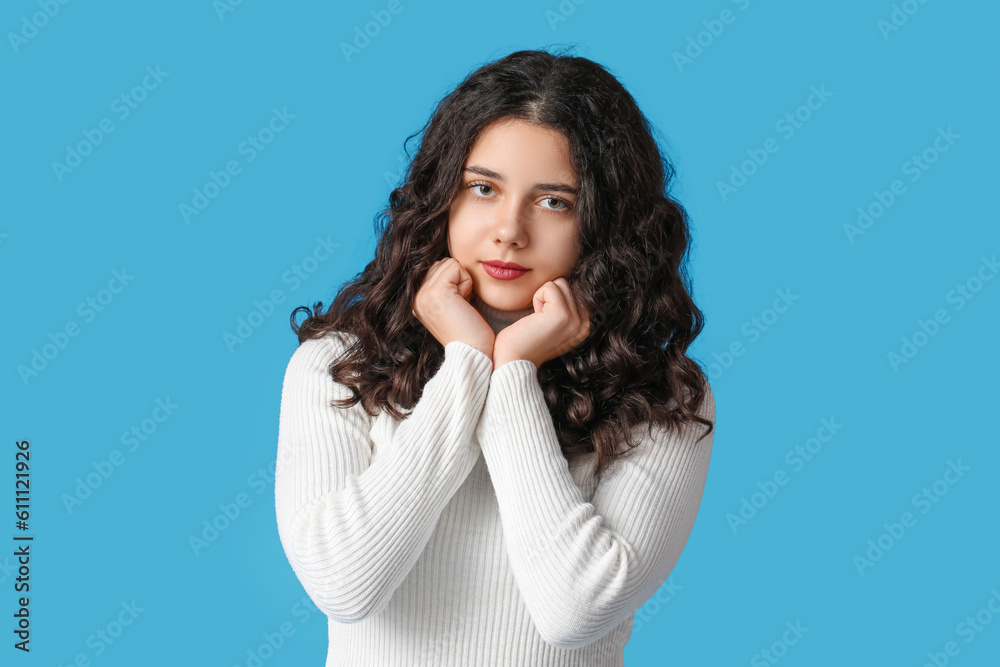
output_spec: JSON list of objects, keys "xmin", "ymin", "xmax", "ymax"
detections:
[{"xmin": 290, "ymin": 47, "xmax": 713, "ymax": 478}]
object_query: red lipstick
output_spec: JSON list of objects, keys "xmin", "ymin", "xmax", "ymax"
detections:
[{"xmin": 482, "ymin": 260, "xmax": 529, "ymax": 280}]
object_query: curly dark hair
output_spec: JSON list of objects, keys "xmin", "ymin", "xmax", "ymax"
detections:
[{"xmin": 290, "ymin": 46, "xmax": 713, "ymax": 478}]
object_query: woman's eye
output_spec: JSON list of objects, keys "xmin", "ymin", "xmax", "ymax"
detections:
[
  {"xmin": 470, "ymin": 183, "xmax": 496, "ymax": 198},
  {"xmin": 467, "ymin": 182, "xmax": 569, "ymax": 213}
]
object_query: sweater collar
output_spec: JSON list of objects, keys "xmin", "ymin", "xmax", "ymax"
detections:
[{"xmin": 470, "ymin": 292, "xmax": 534, "ymax": 335}]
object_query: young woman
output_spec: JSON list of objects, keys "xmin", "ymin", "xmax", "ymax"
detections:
[{"xmin": 275, "ymin": 47, "xmax": 715, "ymax": 666}]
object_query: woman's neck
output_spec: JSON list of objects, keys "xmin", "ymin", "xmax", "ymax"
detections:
[{"xmin": 470, "ymin": 292, "xmax": 534, "ymax": 336}]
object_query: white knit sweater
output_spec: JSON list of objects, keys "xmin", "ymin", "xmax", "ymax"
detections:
[{"xmin": 274, "ymin": 298, "xmax": 715, "ymax": 666}]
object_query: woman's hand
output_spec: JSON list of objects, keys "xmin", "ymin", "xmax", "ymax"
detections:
[
  {"xmin": 492, "ymin": 278, "xmax": 591, "ymax": 371},
  {"xmin": 412, "ymin": 257, "xmax": 496, "ymax": 360}
]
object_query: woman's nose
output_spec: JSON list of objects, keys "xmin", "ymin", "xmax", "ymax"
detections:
[{"xmin": 491, "ymin": 200, "xmax": 528, "ymax": 246}]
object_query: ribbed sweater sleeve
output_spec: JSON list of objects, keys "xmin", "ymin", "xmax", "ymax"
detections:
[
  {"xmin": 274, "ymin": 334, "xmax": 493, "ymax": 623},
  {"xmin": 475, "ymin": 360, "xmax": 715, "ymax": 650}
]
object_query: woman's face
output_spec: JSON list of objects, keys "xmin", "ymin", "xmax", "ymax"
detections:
[{"xmin": 447, "ymin": 118, "xmax": 581, "ymax": 312}]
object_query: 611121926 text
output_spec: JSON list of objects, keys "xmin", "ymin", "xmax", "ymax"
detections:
[{"xmin": 14, "ymin": 439, "xmax": 33, "ymax": 652}]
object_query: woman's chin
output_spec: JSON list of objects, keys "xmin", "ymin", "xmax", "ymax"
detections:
[{"xmin": 472, "ymin": 289, "xmax": 531, "ymax": 313}]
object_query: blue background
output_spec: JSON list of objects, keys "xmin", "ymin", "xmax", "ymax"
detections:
[{"xmin": 3, "ymin": 0, "xmax": 998, "ymax": 665}]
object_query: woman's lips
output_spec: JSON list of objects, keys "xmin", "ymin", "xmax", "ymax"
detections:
[{"xmin": 482, "ymin": 262, "xmax": 529, "ymax": 280}]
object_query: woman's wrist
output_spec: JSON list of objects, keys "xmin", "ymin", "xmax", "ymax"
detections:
[{"xmin": 492, "ymin": 353, "xmax": 538, "ymax": 372}]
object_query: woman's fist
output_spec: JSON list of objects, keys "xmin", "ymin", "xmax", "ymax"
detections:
[
  {"xmin": 412, "ymin": 257, "xmax": 495, "ymax": 360},
  {"xmin": 492, "ymin": 277, "xmax": 590, "ymax": 370}
]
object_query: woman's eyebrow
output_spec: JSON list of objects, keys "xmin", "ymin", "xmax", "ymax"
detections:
[{"xmin": 464, "ymin": 165, "xmax": 578, "ymax": 195}]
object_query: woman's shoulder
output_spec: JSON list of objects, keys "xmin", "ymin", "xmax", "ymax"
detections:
[
  {"xmin": 653, "ymin": 370, "xmax": 714, "ymax": 419},
  {"xmin": 295, "ymin": 330, "xmax": 361, "ymax": 355},
  {"xmin": 285, "ymin": 331, "xmax": 363, "ymax": 377},
  {"xmin": 695, "ymin": 374, "xmax": 715, "ymax": 420},
  {"xmin": 282, "ymin": 331, "xmax": 368, "ymax": 404}
]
